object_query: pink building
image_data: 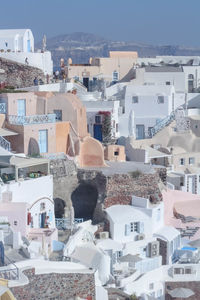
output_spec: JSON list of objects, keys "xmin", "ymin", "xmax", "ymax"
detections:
[{"xmin": 163, "ymin": 189, "xmax": 200, "ymax": 240}]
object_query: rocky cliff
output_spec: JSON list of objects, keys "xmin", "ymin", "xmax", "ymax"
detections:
[{"xmin": 0, "ymin": 57, "xmax": 45, "ymax": 88}]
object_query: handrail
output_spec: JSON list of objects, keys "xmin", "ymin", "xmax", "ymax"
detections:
[
  {"xmin": 0, "ymin": 136, "xmax": 10, "ymax": 151},
  {"xmin": 150, "ymin": 111, "xmax": 175, "ymax": 137},
  {"xmin": 0, "ymin": 254, "xmax": 19, "ymax": 280}
]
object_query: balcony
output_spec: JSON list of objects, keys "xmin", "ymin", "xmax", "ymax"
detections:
[{"xmin": 7, "ymin": 114, "xmax": 56, "ymax": 125}]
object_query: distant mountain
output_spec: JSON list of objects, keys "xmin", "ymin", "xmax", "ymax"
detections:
[{"xmin": 36, "ymin": 32, "xmax": 200, "ymax": 70}]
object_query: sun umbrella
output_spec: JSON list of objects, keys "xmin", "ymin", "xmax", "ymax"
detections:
[{"xmin": 168, "ymin": 287, "xmax": 195, "ymax": 299}]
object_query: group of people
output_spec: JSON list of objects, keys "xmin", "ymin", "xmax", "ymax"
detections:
[{"xmin": 33, "ymin": 77, "xmax": 44, "ymax": 86}]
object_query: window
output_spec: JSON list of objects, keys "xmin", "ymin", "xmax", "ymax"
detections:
[
  {"xmin": 39, "ymin": 130, "xmax": 48, "ymax": 153},
  {"xmin": 116, "ymin": 123, "xmax": 119, "ymax": 133},
  {"xmin": 112, "ymin": 71, "xmax": 119, "ymax": 82},
  {"xmin": 149, "ymin": 283, "xmax": 154, "ymax": 290},
  {"xmin": 130, "ymin": 222, "xmax": 139, "ymax": 232},
  {"xmin": 54, "ymin": 110, "xmax": 62, "ymax": 121},
  {"xmin": 17, "ymin": 99, "xmax": 26, "ymax": 116},
  {"xmin": 95, "ymin": 115, "xmax": 101, "ymax": 124},
  {"xmin": 14, "ymin": 221, "xmax": 18, "ymax": 226},
  {"xmin": 166, "ymin": 81, "xmax": 171, "ymax": 85},
  {"xmin": 40, "ymin": 202, "xmax": 45, "ymax": 211},
  {"xmin": 157, "ymin": 96, "xmax": 164, "ymax": 104},
  {"xmin": 132, "ymin": 96, "xmax": 138, "ymax": 103},
  {"xmin": 114, "ymin": 151, "xmax": 119, "ymax": 156},
  {"xmin": 185, "ymin": 268, "xmax": 192, "ymax": 274},
  {"xmin": 180, "ymin": 158, "xmax": 185, "ymax": 165},
  {"xmin": 189, "ymin": 157, "xmax": 195, "ymax": 165}
]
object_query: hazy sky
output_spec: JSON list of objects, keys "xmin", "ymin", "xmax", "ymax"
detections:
[{"xmin": 1, "ymin": 0, "xmax": 200, "ymax": 46}]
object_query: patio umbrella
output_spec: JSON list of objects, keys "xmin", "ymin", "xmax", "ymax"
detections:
[{"xmin": 168, "ymin": 287, "xmax": 195, "ymax": 299}]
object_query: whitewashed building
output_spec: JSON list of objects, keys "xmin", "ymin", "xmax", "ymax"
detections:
[
  {"xmin": 83, "ymin": 100, "xmax": 120, "ymax": 141},
  {"xmin": 119, "ymin": 85, "xmax": 185, "ymax": 138},
  {"xmin": 0, "ymin": 29, "xmax": 53, "ymax": 75},
  {"xmin": 0, "ymin": 29, "xmax": 34, "ymax": 53}
]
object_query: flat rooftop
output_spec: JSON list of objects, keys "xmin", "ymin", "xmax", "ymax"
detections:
[{"xmin": 80, "ymin": 161, "xmax": 164, "ymax": 176}]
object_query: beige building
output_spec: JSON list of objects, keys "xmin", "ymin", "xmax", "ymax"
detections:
[
  {"xmin": 125, "ymin": 109, "xmax": 200, "ymax": 173},
  {"xmin": 66, "ymin": 51, "xmax": 138, "ymax": 89}
]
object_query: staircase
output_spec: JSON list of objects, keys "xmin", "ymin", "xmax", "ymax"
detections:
[{"xmin": 150, "ymin": 111, "xmax": 175, "ymax": 137}]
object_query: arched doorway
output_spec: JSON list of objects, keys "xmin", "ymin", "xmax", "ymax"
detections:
[
  {"xmin": 54, "ymin": 198, "xmax": 66, "ymax": 218},
  {"xmin": 71, "ymin": 184, "xmax": 98, "ymax": 220}
]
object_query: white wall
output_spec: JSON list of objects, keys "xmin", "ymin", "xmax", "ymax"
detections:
[
  {"xmin": 1, "ymin": 175, "xmax": 53, "ymax": 206},
  {"xmin": 0, "ymin": 51, "xmax": 53, "ymax": 75}
]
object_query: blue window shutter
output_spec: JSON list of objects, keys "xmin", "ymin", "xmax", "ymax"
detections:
[
  {"xmin": 39, "ymin": 130, "xmax": 48, "ymax": 153},
  {"xmin": 125, "ymin": 224, "xmax": 131, "ymax": 236},
  {"xmin": 17, "ymin": 99, "xmax": 26, "ymax": 116},
  {"xmin": 138, "ymin": 222, "xmax": 144, "ymax": 233}
]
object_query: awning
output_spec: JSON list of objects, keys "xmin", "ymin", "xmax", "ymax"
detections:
[
  {"xmin": 9, "ymin": 156, "xmax": 49, "ymax": 169},
  {"xmin": 0, "ymin": 128, "xmax": 18, "ymax": 137}
]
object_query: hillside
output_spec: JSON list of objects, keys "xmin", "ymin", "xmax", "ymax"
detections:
[{"xmin": 36, "ymin": 32, "xmax": 200, "ymax": 70}]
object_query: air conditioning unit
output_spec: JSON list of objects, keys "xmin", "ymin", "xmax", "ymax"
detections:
[
  {"xmin": 147, "ymin": 241, "xmax": 159, "ymax": 258},
  {"xmin": 137, "ymin": 234, "xmax": 145, "ymax": 240},
  {"xmin": 99, "ymin": 231, "xmax": 109, "ymax": 239}
]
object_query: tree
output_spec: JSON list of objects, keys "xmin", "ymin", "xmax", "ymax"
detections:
[{"xmin": 101, "ymin": 112, "xmax": 112, "ymax": 145}]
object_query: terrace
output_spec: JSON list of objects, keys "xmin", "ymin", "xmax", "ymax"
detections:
[{"xmin": 0, "ymin": 154, "xmax": 50, "ymax": 184}]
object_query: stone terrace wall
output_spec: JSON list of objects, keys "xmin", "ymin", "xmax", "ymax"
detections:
[
  {"xmin": 11, "ymin": 268, "xmax": 96, "ymax": 300},
  {"xmin": 0, "ymin": 57, "xmax": 45, "ymax": 88},
  {"xmin": 104, "ymin": 172, "xmax": 163, "ymax": 209}
]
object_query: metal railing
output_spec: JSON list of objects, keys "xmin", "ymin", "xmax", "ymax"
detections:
[
  {"xmin": 0, "ymin": 255, "xmax": 19, "ymax": 280},
  {"xmin": 8, "ymin": 114, "xmax": 56, "ymax": 125},
  {"xmin": 150, "ymin": 111, "xmax": 175, "ymax": 137},
  {"xmin": 0, "ymin": 103, "xmax": 6, "ymax": 114},
  {"xmin": 0, "ymin": 136, "xmax": 10, "ymax": 151},
  {"xmin": 55, "ymin": 218, "xmax": 84, "ymax": 230}
]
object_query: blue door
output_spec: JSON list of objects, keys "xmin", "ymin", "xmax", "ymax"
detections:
[
  {"xmin": 17, "ymin": 99, "xmax": 26, "ymax": 116},
  {"xmin": 39, "ymin": 130, "xmax": 48, "ymax": 153},
  {"xmin": 94, "ymin": 124, "xmax": 102, "ymax": 142},
  {"xmin": 136, "ymin": 125, "xmax": 145, "ymax": 139},
  {"xmin": 27, "ymin": 40, "xmax": 31, "ymax": 52},
  {"xmin": 93, "ymin": 124, "xmax": 102, "ymax": 141}
]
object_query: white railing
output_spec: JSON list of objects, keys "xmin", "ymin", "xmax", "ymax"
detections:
[
  {"xmin": 150, "ymin": 111, "xmax": 175, "ymax": 137},
  {"xmin": 8, "ymin": 114, "xmax": 56, "ymax": 125},
  {"xmin": 0, "ymin": 136, "xmax": 10, "ymax": 151},
  {"xmin": 55, "ymin": 218, "xmax": 84, "ymax": 230}
]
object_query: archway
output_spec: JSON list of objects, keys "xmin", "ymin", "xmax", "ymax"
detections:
[
  {"xmin": 54, "ymin": 198, "xmax": 66, "ymax": 218},
  {"xmin": 71, "ymin": 184, "xmax": 98, "ymax": 220}
]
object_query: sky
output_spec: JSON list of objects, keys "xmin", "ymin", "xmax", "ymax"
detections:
[{"xmin": 1, "ymin": 0, "xmax": 200, "ymax": 47}]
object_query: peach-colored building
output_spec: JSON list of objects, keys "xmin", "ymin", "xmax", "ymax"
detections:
[
  {"xmin": 104, "ymin": 145, "xmax": 126, "ymax": 162},
  {"xmin": 0, "ymin": 91, "xmax": 106, "ymax": 167},
  {"xmin": 66, "ymin": 51, "xmax": 138, "ymax": 85}
]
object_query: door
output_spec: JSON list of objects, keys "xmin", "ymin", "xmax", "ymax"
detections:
[
  {"xmin": 27, "ymin": 39, "xmax": 31, "ymax": 52},
  {"xmin": 83, "ymin": 77, "xmax": 89, "ymax": 90},
  {"xmin": 136, "ymin": 125, "xmax": 145, "ymax": 139},
  {"xmin": 93, "ymin": 124, "xmax": 102, "ymax": 141},
  {"xmin": 17, "ymin": 99, "xmax": 26, "ymax": 116},
  {"xmin": 39, "ymin": 130, "xmax": 48, "ymax": 153}
]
